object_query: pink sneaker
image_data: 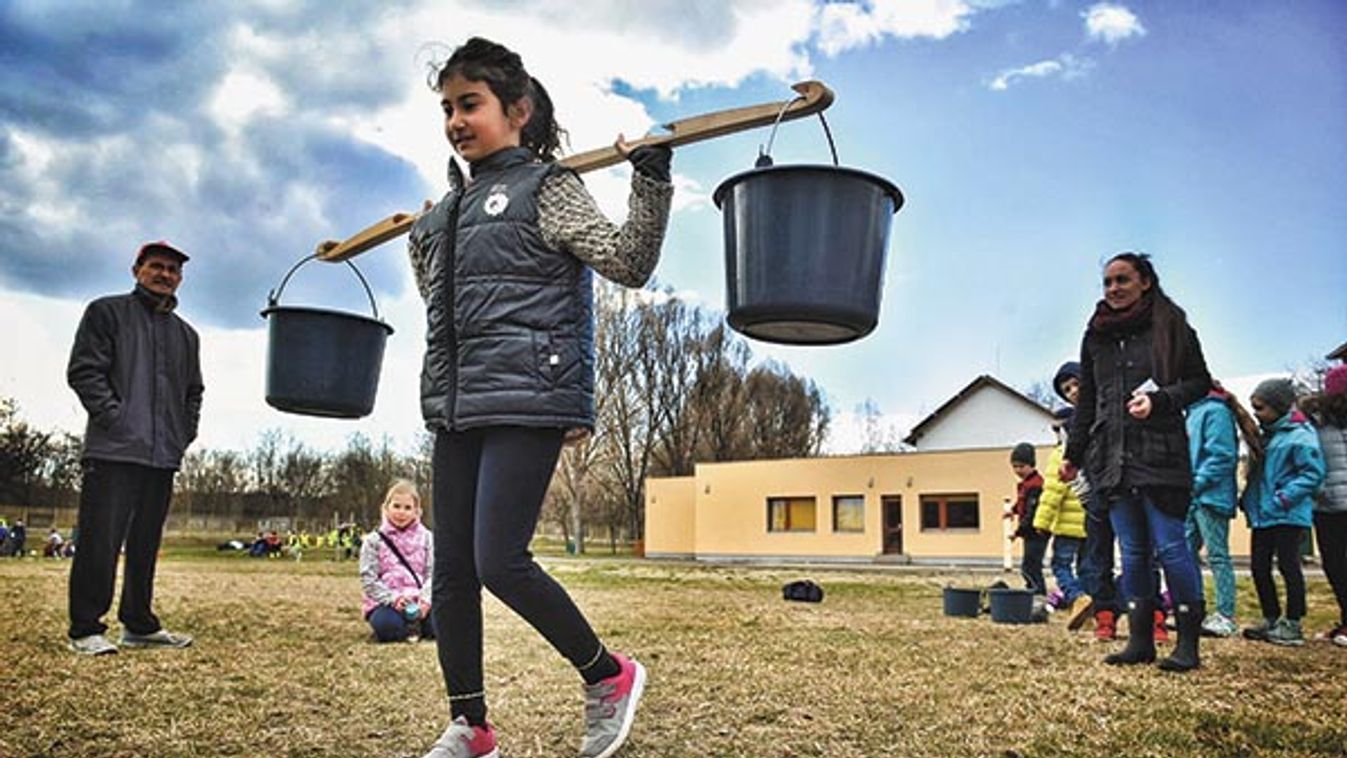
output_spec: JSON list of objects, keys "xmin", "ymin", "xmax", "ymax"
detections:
[
  {"xmin": 579, "ymin": 652, "xmax": 647, "ymax": 758},
  {"xmin": 422, "ymin": 716, "xmax": 498, "ymax": 758}
]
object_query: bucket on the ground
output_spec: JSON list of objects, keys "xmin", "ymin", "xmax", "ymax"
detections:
[
  {"xmin": 988, "ymin": 588, "xmax": 1035, "ymax": 624},
  {"xmin": 942, "ymin": 587, "xmax": 982, "ymax": 618},
  {"xmin": 712, "ymin": 109, "xmax": 903, "ymax": 345},
  {"xmin": 260, "ymin": 254, "xmax": 393, "ymax": 419}
]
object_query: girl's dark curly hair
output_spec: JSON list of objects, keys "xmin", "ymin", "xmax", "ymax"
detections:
[{"xmin": 429, "ymin": 37, "xmax": 565, "ymax": 162}]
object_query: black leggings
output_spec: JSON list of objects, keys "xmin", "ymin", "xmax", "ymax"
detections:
[
  {"xmin": 430, "ymin": 426, "xmax": 605, "ymax": 724},
  {"xmin": 1314, "ymin": 512, "xmax": 1347, "ymax": 626},
  {"xmin": 1251, "ymin": 525, "xmax": 1308, "ymax": 621}
]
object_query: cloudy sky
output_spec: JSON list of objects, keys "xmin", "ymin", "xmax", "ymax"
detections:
[{"xmin": 2, "ymin": 0, "xmax": 1344, "ymax": 456}]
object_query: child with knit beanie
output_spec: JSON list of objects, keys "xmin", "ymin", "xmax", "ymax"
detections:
[
  {"xmin": 1241, "ymin": 378, "xmax": 1326, "ymax": 646},
  {"xmin": 1009, "ymin": 442, "xmax": 1048, "ymax": 596}
]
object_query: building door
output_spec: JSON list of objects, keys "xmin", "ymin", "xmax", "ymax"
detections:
[{"xmin": 882, "ymin": 496, "xmax": 903, "ymax": 554}]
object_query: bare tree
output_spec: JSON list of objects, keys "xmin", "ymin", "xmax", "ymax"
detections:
[
  {"xmin": 326, "ymin": 433, "xmax": 403, "ymax": 526},
  {"xmin": 1023, "ymin": 380, "xmax": 1059, "ymax": 411},
  {"xmin": 691, "ymin": 324, "xmax": 752, "ymax": 462},
  {"xmin": 0, "ymin": 398, "xmax": 53, "ymax": 507},
  {"xmin": 741, "ymin": 361, "xmax": 831, "ymax": 459}
]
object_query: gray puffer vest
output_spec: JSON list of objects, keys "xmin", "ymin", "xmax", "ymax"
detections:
[
  {"xmin": 1317, "ymin": 423, "xmax": 1347, "ymax": 513},
  {"xmin": 411, "ymin": 147, "xmax": 594, "ymax": 432}
]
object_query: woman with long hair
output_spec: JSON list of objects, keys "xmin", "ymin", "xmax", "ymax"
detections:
[{"xmin": 1061, "ymin": 252, "xmax": 1212, "ymax": 672}]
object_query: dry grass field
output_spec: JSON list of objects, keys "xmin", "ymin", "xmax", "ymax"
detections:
[{"xmin": 2, "ymin": 548, "xmax": 1345, "ymax": 758}]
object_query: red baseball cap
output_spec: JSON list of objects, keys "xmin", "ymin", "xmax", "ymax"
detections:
[{"xmin": 135, "ymin": 240, "xmax": 190, "ymax": 266}]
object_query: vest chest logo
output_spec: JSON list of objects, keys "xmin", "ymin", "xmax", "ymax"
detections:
[{"xmin": 483, "ymin": 183, "xmax": 511, "ymax": 216}]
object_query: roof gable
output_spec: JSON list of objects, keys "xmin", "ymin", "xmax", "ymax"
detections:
[{"xmin": 903, "ymin": 374, "xmax": 1056, "ymax": 447}]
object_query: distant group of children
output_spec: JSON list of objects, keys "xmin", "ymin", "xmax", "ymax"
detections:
[
  {"xmin": 1010, "ymin": 362, "xmax": 1346, "ymax": 658},
  {"xmin": 0, "ymin": 519, "xmax": 75, "ymax": 558},
  {"xmin": 245, "ymin": 523, "xmax": 364, "ymax": 560}
]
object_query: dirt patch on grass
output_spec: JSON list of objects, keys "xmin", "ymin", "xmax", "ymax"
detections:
[{"xmin": 2, "ymin": 557, "xmax": 1345, "ymax": 757}]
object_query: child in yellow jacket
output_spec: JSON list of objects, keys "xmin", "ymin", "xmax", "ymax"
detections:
[{"xmin": 1035, "ymin": 406, "xmax": 1091, "ymax": 620}]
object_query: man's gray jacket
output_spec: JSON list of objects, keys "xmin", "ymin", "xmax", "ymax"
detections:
[{"xmin": 67, "ymin": 285, "xmax": 203, "ymax": 470}]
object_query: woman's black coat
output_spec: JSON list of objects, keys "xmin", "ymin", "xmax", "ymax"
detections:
[{"xmin": 1065, "ymin": 317, "xmax": 1211, "ymax": 495}]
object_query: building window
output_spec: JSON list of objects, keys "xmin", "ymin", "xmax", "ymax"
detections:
[
  {"xmin": 832, "ymin": 495, "xmax": 865, "ymax": 533},
  {"xmin": 767, "ymin": 497, "xmax": 816, "ymax": 532},
  {"xmin": 919, "ymin": 494, "xmax": 980, "ymax": 531}
]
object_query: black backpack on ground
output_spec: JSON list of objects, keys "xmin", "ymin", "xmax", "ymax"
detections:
[{"xmin": 782, "ymin": 579, "xmax": 824, "ymax": 603}]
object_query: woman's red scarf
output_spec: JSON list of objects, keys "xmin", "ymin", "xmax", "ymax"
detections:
[
  {"xmin": 1089, "ymin": 291, "xmax": 1154, "ymax": 334},
  {"xmin": 1087, "ymin": 291, "xmax": 1190, "ymax": 386}
]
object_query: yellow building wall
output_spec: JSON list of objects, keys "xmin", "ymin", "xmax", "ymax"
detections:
[
  {"xmin": 646, "ymin": 447, "xmax": 1266, "ymax": 564},
  {"xmin": 671, "ymin": 446, "xmax": 1051, "ymax": 562},
  {"xmin": 644, "ymin": 476, "xmax": 697, "ymax": 557}
]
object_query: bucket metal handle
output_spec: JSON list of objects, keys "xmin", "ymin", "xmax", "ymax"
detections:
[
  {"xmin": 267, "ymin": 253, "xmax": 383, "ymax": 321},
  {"xmin": 756, "ymin": 95, "xmax": 840, "ymax": 168}
]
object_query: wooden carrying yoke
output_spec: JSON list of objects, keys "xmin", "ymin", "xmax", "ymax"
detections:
[{"xmin": 315, "ymin": 80, "xmax": 834, "ymax": 262}]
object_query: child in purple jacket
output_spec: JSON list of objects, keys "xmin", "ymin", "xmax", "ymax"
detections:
[{"xmin": 360, "ymin": 480, "xmax": 435, "ymax": 642}]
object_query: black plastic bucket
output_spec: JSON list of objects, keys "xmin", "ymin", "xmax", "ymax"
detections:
[
  {"xmin": 942, "ymin": 587, "xmax": 982, "ymax": 618},
  {"xmin": 712, "ymin": 111, "xmax": 903, "ymax": 345},
  {"xmin": 260, "ymin": 255, "xmax": 393, "ymax": 419},
  {"xmin": 988, "ymin": 588, "xmax": 1035, "ymax": 624}
]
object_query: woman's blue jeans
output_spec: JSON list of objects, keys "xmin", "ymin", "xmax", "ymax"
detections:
[{"xmin": 1108, "ymin": 489, "xmax": 1202, "ymax": 605}]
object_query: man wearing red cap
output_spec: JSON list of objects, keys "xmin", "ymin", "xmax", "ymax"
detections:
[{"xmin": 64, "ymin": 241, "xmax": 204, "ymax": 655}]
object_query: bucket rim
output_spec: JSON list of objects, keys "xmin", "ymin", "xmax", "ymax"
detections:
[
  {"xmin": 712, "ymin": 163, "xmax": 904, "ymax": 212},
  {"xmin": 259, "ymin": 304, "xmax": 394, "ymax": 335}
]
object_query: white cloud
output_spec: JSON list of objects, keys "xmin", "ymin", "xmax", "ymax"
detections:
[
  {"xmin": 0, "ymin": 0, "xmax": 1021, "ymax": 458},
  {"xmin": 988, "ymin": 53, "xmax": 1092, "ymax": 91},
  {"xmin": 1082, "ymin": 3, "xmax": 1145, "ymax": 46},
  {"xmin": 816, "ymin": 0, "xmax": 975, "ymax": 56},
  {"xmin": 209, "ymin": 68, "xmax": 288, "ymax": 131}
]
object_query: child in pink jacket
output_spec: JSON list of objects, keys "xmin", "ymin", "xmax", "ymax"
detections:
[{"xmin": 360, "ymin": 480, "xmax": 434, "ymax": 642}]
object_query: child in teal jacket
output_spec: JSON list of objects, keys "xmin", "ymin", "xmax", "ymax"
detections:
[
  {"xmin": 1241, "ymin": 378, "xmax": 1327, "ymax": 646},
  {"xmin": 1184, "ymin": 385, "xmax": 1241, "ymax": 636}
]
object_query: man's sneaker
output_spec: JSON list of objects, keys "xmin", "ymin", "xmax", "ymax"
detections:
[
  {"xmin": 119, "ymin": 628, "xmax": 193, "ymax": 649},
  {"xmin": 1153, "ymin": 610, "xmax": 1170, "ymax": 644},
  {"xmin": 580, "ymin": 652, "xmax": 647, "ymax": 758},
  {"xmin": 1200, "ymin": 613, "xmax": 1239, "ymax": 638},
  {"xmin": 1267, "ymin": 618, "xmax": 1305, "ymax": 647},
  {"xmin": 1243, "ymin": 618, "xmax": 1275, "ymax": 642},
  {"xmin": 422, "ymin": 716, "xmax": 498, "ymax": 758},
  {"xmin": 1093, "ymin": 610, "xmax": 1117, "ymax": 642},
  {"xmin": 68, "ymin": 634, "xmax": 118, "ymax": 656},
  {"xmin": 1066, "ymin": 595, "xmax": 1094, "ymax": 631}
]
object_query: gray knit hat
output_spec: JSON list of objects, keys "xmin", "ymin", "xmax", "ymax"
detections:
[
  {"xmin": 1010, "ymin": 442, "xmax": 1036, "ymax": 467},
  {"xmin": 1252, "ymin": 377, "xmax": 1297, "ymax": 416}
]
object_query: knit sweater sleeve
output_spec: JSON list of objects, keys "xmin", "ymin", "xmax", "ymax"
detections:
[
  {"xmin": 407, "ymin": 228, "xmax": 432, "ymax": 303},
  {"xmin": 537, "ymin": 169, "xmax": 673, "ymax": 288}
]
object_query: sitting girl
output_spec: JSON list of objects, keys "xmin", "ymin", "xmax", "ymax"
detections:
[{"xmin": 360, "ymin": 480, "xmax": 435, "ymax": 642}]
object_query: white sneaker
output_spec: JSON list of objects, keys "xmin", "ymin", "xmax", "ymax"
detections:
[
  {"xmin": 120, "ymin": 628, "xmax": 193, "ymax": 649},
  {"xmin": 69, "ymin": 634, "xmax": 118, "ymax": 656},
  {"xmin": 1200, "ymin": 612, "xmax": 1239, "ymax": 638}
]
